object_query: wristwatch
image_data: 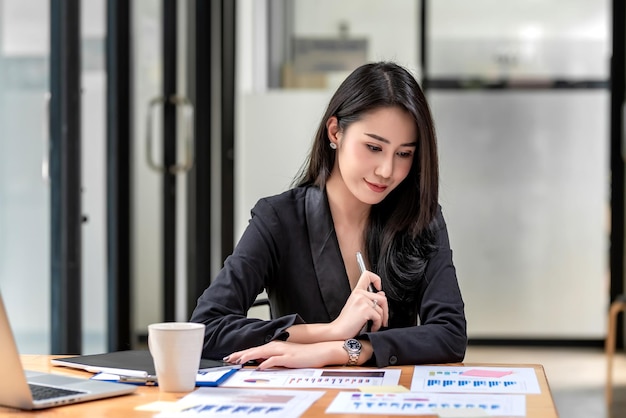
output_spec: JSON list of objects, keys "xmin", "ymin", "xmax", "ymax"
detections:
[{"xmin": 343, "ymin": 338, "xmax": 362, "ymax": 366}]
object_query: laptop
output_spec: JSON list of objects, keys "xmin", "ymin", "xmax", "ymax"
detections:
[{"xmin": 0, "ymin": 291, "xmax": 136, "ymax": 410}]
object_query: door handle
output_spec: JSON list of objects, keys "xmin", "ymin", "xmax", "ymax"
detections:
[
  {"xmin": 146, "ymin": 96, "xmax": 167, "ymax": 173},
  {"xmin": 42, "ymin": 92, "xmax": 51, "ymax": 182},
  {"xmin": 168, "ymin": 95, "xmax": 194, "ymax": 174},
  {"xmin": 145, "ymin": 95, "xmax": 195, "ymax": 174}
]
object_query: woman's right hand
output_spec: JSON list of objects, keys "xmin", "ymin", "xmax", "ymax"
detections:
[{"xmin": 330, "ymin": 270, "xmax": 388, "ymax": 339}]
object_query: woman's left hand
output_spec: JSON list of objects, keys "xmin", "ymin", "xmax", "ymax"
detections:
[{"xmin": 224, "ymin": 340, "xmax": 343, "ymax": 370}]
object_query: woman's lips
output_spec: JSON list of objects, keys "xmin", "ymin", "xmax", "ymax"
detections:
[{"xmin": 365, "ymin": 180, "xmax": 388, "ymax": 193}]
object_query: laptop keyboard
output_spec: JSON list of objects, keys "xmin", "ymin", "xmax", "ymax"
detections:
[{"xmin": 29, "ymin": 383, "xmax": 86, "ymax": 401}]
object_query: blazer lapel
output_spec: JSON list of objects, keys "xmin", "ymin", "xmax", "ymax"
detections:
[{"xmin": 305, "ymin": 187, "xmax": 351, "ymax": 320}]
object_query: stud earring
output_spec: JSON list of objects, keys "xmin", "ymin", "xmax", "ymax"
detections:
[{"xmin": 329, "ymin": 142, "xmax": 337, "ymax": 150}]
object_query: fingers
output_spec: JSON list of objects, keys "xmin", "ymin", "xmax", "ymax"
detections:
[
  {"xmin": 225, "ymin": 341, "xmax": 329, "ymax": 370},
  {"xmin": 224, "ymin": 347, "xmax": 263, "ymax": 366},
  {"xmin": 355, "ymin": 270, "xmax": 382, "ymax": 292},
  {"xmin": 374, "ymin": 291, "xmax": 389, "ymax": 327},
  {"xmin": 363, "ymin": 291, "xmax": 388, "ymax": 331},
  {"xmin": 255, "ymin": 356, "xmax": 277, "ymax": 370},
  {"xmin": 368, "ymin": 295, "xmax": 387, "ymax": 331},
  {"xmin": 347, "ymin": 287, "xmax": 389, "ymax": 333},
  {"xmin": 226, "ymin": 351, "xmax": 273, "ymax": 370},
  {"xmin": 224, "ymin": 341, "xmax": 297, "ymax": 369},
  {"xmin": 352, "ymin": 271, "xmax": 388, "ymax": 330}
]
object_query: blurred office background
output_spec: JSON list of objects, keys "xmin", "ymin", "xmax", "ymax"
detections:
[{"xmin": 0, "ymin": 0, "xmax": 622, "ymax": 365}]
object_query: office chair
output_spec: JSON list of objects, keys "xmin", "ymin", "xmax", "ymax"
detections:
[{"xmin": 606, "ymin": 294, "xmax": 626, "ymax": 405}]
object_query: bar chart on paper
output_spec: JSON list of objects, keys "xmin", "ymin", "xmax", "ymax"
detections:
[
  {"xmin": 221, "ymin": 368, "xmax": 401, "ymax": 389},
  {"xmin": 410, "ymin": 366, "xmax": 541, "ymax": 394},
  {"xmin": 326, "ymin": 392, "xmax": 527, "ymax": 416}
]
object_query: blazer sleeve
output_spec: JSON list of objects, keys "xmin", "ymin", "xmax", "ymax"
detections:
[
  {"xmin": 189, "ymin": 198, "xmax": 305, "ymax": 360},
  {"xmin": 366, "ymin": 208, "xmax": 468, "ymax": 367}
]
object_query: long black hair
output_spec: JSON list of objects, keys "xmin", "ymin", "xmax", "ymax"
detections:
[{"xmin": 294, "ymin": 62, "xmax": 440, "ymax": 324}]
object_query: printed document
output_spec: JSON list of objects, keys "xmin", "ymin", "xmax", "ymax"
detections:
[
  {"xmin": 154, "ymin": 387, "xmax": 325, "ymax": 418},
  {"xmin": 410, "ymin": 366, "xmax": 541, "ymax": 394},
  {"xmin": 221, "ymin": 368, "xmax": 401, "ymax": 389},
  {"xmin": 326, "ymin": 391, "xmax": 526, "ymax": 416}
]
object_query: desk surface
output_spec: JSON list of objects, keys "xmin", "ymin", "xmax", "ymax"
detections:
[{"xmin": 1, "ymin": 355, "xmax": 559, "ymax": 417}]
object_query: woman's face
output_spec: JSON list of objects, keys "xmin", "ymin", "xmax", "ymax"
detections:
[{"xmin": 328, "ymin": 106, "xmax": 417, "ymax": 206}]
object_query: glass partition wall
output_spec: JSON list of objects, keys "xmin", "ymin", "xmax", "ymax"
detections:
[
  {"xmin": 427, "ymin": 0, "xmax": 610, "ymax": 341},
  {"xmin": 0, "ymin": 0, "xmax": 52, "ymax": 353},
  {"xmin": 0, "ymin": 0, "xmax": 108, "ymax": 354}
]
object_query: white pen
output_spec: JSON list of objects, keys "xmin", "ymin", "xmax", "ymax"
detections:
[{"xmin": 356, "ymin": 251, "xmax": 375, "ymax": 292}]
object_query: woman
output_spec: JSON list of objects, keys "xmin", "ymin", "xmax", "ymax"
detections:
[{"xmin": 190, "ymin": 61, "xmax": 467, "ymax": 369}]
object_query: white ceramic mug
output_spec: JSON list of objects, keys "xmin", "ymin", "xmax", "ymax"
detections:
[{"xmin": 148, "ymin": 322, "xmax": 205, "ymax": 392}]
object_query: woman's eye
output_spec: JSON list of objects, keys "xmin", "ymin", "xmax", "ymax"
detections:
[
  {"xmin": 397, "ymin": 151, "xmax": 413, "ymax": 158},
  {"xmin": 367, "ymin": 144, "xmax": 382, "ymax": 152}
]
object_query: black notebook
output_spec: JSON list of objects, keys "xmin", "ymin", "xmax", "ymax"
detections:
[{"xmin": 50, "ymin": 350, "xmax": 232, "ymax": 376}]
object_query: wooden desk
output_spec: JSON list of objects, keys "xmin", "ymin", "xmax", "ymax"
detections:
[{"xmin": 1, "ymin": 355, "xmax": 559, "ymax": 417}]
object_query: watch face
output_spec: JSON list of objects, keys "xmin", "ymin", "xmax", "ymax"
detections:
[{"xmin": 345, "ymin": 339, "xmax": 361, "ymax": 351}]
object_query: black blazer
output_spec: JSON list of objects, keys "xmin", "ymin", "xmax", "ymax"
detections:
[{"xmin": 190, "ymin": 186, "xmax": 467, "ymax": 367}]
